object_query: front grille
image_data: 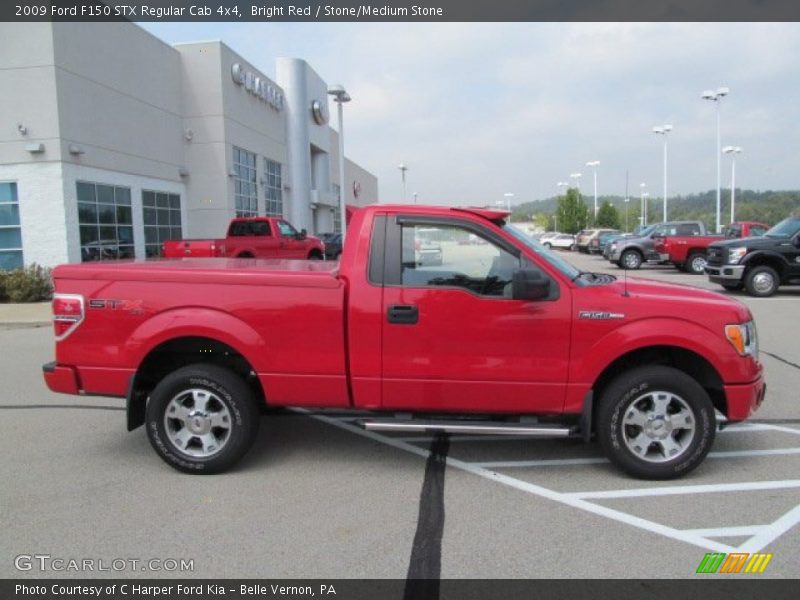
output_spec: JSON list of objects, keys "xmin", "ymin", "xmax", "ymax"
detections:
[{"xmin": 707, "ymin": 247, "xmax": 724, "ymax": 266}]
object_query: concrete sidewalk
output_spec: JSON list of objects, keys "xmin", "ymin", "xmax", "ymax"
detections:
[{"xmin": 0, "ymin": 302, "xmax": 51, "ymax": 327}]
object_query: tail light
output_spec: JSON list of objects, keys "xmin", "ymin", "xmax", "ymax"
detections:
[{"xmin": 52, "ymin": 294, "xmax": 84, "ymax": 340}]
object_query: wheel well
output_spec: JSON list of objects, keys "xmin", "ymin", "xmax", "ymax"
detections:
[
  {"xmin": 128, "ymin": 336, "xmax": 265, "ymax": 429},
  {"xmin": 237, "ymin": 252, "xmax": 254, "ymax": 258},
  {"xmin": 591, "ymin": 345, "xmax": 725, "ymax": 416},
  {"xmin": 308, "ymin": 249, "xmax": 323, "ymax": 259},
  {"xmin": 622, "ymin": 247, "xmax": 643, "ymax": 256},
  {"xmin": 745, "ymin": 256, "xmax": 785, "ymax": 277}
]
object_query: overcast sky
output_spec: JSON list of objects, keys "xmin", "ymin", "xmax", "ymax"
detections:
[{"xmin": 142, "ymin": 22, "xmax": 800, "ymax": 207}]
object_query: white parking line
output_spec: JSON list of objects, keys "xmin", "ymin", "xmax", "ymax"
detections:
[
  {"xmin": 738, "ymin": 504, "xmax": 800, "ymax": 553},
  {"xmin": 566, "ymin": 479, "xmax": 800, "ymax": 500},
  {"xmin": 683, "ymin": 525, "xmax": 766, "ymax": 538},
  {"xmin": 472, "ymin": 446, "xmax": 800, "ymax": 469}
]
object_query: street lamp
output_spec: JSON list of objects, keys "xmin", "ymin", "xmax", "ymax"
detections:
[
  {"xmin": 569, "ymin": 172, "xmax": 582, "ymax": 192},
  {"xmin": 702, "ymin": 86, "xmax": 730, "ymax": 232},
  {"xmin": 652, "ymin": 124, "xmax": 672, "ymax": 221},
  {"xmin": 642, "ymin": 192, "xmax": 650, "ymax": 226},
  {"xmin": 585, "ymin": 161, "xmax": 600, "ymax": 219},
  {"xmin": 398, "ymin": 163, "xmax": 408, "ymax": 202},
  {"xmin": 328, "ymin": 84, "xmax": 351, "ymax": 239},
  {"xmin": 722, "ymin": 146, "xmax": 743, "ymax": 223},
  {"xmin": 413, "ymin": 191, "xmax": 418, "ymax": 205},
  {"xmin": 639, "ymin": 183, "xmax": 647, "ymax": 227},
  {"xmin": 503, "ymin": 192, "xmax": 514, "ymax": 212}
]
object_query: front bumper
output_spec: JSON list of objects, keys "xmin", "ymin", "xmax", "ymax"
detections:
[
  {"xmin": 705, "ymin": 264, "xmax": 745, "ymax": 283},
  {"xmin": 658, "ymin": 253, "xmax": 670, "ymax": 262},
  {"xmin": 42, "ymin": 361, "xmax": 80, "ymax": 395},
  {"xmin": 724, "ymin": 372, "xmax": 767, "ymax": 421}
]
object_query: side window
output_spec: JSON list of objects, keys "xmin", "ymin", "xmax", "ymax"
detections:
[
  {"xmin": 676, "ymin": 223, "xmax": 700, "ymax": 236},
  {"xmin": 229, "ymin": 222, "xmax": 249, "ymax": 237},
  {"xmin": 750, "ymin": 226, "xmax": 766, "ymax": 237},
  {"xmin": 726, "ymin": 224, "xmax": 741, "ymax": 238},
  {"xmin": 250, "ymin": 221, "xmax": 270, "ymax": 236},
  {"xmin": 277, "ymin": 220, "xmax": 297, "ymax": 237},
  {"xmin": 399, "ymin": 223, "xmax": 520, "ymax": 297}
]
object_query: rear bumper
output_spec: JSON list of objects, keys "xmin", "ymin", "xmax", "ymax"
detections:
[
  {"xmin": 42, "ymin": 361, "xmax": 80, "ymax": 395},
  {"xmin": 724, "ymin": 373, "xmax": 767, "ymax": 421},
  {"xmin": 658, "ymin": 253, "xmax": 670, "ymax": 262},
  {"xmin": 705, "ymin": 264, "xmax": 745, "ymax": 282}
]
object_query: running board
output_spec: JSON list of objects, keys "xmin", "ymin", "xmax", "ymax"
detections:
[{"xmin": 360, "ymin": 419, "xmax": 573, "ymax": 438}]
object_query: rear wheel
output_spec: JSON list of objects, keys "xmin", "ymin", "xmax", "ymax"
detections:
[
  {"xmin": 597, "ymin": 366, "xmax": 716, "ymax": 479},
  {"xmin": 308, "ymin": 250, "xmax": 323, "ymax": 260},
  {"xmin": 620, "ymin": 250, "xmax": 642, "ymax": 270},
  {"xmin": 744, "ymin": 265, "xmax": 779, "ymax": 297},
  {"xmin": 685, "ymin": 252, "xmax": 708, "ymax": 275},
  {"xmin": 146, "ymin": 364, "xmax": 260, "ymax": 474}
]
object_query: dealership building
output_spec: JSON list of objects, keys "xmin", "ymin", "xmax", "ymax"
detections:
[{"xmin": 0, "ymin": 22, "xmax": 378, "ymax": 269}]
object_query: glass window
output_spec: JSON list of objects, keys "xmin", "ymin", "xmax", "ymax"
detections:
[
  {"xmin": 277, "ymin": 220, "xmax": 298, "ymax": 237},
  {"xmin": 234, "ymin": 146, "xmax": 258, "ymax": 217},
  {"xmin": 263, "ymin": 158, "xmax": 283, "ymax": 217},
  {"xmin": 142, "ymin": 191, "xmax": 182, "ymax": 257},
  {"xmin": 400, "ymin": 223, "xmax": 520, "ymax": 297},
  {"xmin": 76, "ymin": 181, "xmax": 134, "ymax": 262},
  {"xmin": 0, "ymin": 182, "xmax": 23, "ymax": 270}
]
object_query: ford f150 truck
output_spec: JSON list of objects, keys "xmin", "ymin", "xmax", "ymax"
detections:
[
  {"xmin": 705, "ymin": 216, "xmax": 800, "ymax": 296},
  {"xmin": 162, "ymin": 216, "xmax": 325, "ymax": 260},
  {"xmin": 654, "ymin": 221, "xmax": 769, "ymax": 274},
  {"xmin": 607, "ymin": 221, "xmax": 708, "ymax": 270},
  {"xmin": 43, "ymin": 205, "xmax": 766, "ymax": 480}
]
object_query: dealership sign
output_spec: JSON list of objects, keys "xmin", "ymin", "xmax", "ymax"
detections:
[{"xmin": 231, "ymin": 63, "xmax": 284, "ymax": 111}]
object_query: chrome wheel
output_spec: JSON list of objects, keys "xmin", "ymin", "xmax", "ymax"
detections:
[
  {"xmin": 622, "ymin": 251, "xmax": 641, "ymax": 269},
  {"xmin": 752, "ymin": 271, "xmax": 776, "ymax": 294},
  {"xmin": 621, "ymin": 391, "xmax": 696, "ymax": 463},
  {"xmin": 163, "ymin": 388, "xmax": 232, "ymax": 458},
  {"xmin": 689, "ymin": 254, "xmax": 707, "ymax": 274}
]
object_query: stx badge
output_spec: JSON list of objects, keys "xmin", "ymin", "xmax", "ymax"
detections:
[{"xmin": 578, "ymin": 311, "xmax": 625, "ymax": 320}]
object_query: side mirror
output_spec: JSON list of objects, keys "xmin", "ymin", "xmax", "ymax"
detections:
[
  {"xmin": 512, "ymin": 268, "xmax": 551, "ymax": 301},
  {"xmin": 296, "ymin": 228, "xmax": 307, "ymax": 240}
]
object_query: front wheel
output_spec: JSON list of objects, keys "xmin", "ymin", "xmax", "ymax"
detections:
[
  {"xmin": 620, "ymin": 250, "xmax": 642, "ymax": 270},
  {"xmin": 685, "ymin": 252, "xmax": 707, "ymax": 275},
  {"xmin": 744, "ymin": 265, "xmax": 779, "ymax": 297},
  {"xmin": 597, "ymin": 366, "xmax": 716, "ymax": 479},
  {"xmin": 146, "ymin": 364, "xmax": 260, "ymax": 474}
]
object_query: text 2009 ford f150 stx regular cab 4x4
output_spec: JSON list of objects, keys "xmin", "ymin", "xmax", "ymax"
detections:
[{"xmin": 43, "ymin": 205, "xmax": 766, "ymax": 479}]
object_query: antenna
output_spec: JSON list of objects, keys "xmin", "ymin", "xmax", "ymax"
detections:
[{"xmin": 623, "ymin": 264, "xmax": 630, "ymax": 297}]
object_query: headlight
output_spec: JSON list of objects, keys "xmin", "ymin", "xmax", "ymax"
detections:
[
  {"xmin": 728, "ymin": 247, "xmax": 748, "ymax": 264},
  {"xmin": 610, "ymin": 243, "xmax": 617, "ymax": 250},
  {"xmin": 725, "ymin": 321, "xmax": 759, "ymax": 359}
]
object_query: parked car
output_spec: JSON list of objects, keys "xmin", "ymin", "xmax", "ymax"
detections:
[
  {"xmin": 608, "ymin": 221, "xmax": 709, "ymax": 270},
  {"xmin": 602, "ymin": 233, "xmax": 627, "ymax": 259},
  {"xmin": 577, "ymin": 229, "xmax": 618, "ymax": 254},
  {"xmin": 705, "ymin": 216, "xmax": 800, "ymax": 296},
  {"xmin": 44, "ymin": 204, "xmax": 766, "ymax": 480},
  {"xmin": 654, "ymin": 221, "xmax": 770, "ymax": 274},
  {"xmin": 162, "ymin": 217, "xmax": 325, "ymax": 260},
  {"xmin": 588, "ymin": 229, "xmax": 622, "ymax": 254},
  {"xmin": 414, "ymin": 227, "xmax": 444, "ymax": 265},
  {"xmin": 319, "ymin": 233, "xmax": 343, "ymax": 260},
  {"xmin": 543, "ymin": 233, "xmax": 576, "ymax": 250}
]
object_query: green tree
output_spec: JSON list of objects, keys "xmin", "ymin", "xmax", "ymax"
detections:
[
  {"xmin": 555, "ymin": 188, "xmax": 589, "ymax": 233},
  {"xmin": 595, "ymin": 201, "xmax": 620, "ymax": 229},
  {"xmin": 533, "ymin": 213, "xmax": 551, "ymax": 230}
]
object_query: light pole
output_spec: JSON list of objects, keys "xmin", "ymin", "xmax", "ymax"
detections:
[
  {"xmin": 702, "ymin": 86, "xmax": 730, "ymax": 232},
  {"xmin": 639, "ymin": 182, "xmax": 647, "ymax": 227},
  {"xmin": 642, "ymin": 192, "xmax": 649, "ymax": 226},
  {"xmin": 503, "ymin": 192, "xmax": 514, "ymax": 212},
  {"xmin": 585, "ymin": 161, "xmax": 600, "ymax": 219},
  {"xmin": 723, "ymin": 146, "xmax": 742, "ymax": 223},
  {"xmin": 569, "ymin": 172, "xmax": 582, "ymax": 193},
  {"xmin": 398, "ymin": 163, "xmax": 408, "ymax": 202},
  {"xmin": 328, "ymin": 84, "xmax": 351, "ymax": 239},
  {"xmin": 652, "ymin": 124, "xmax": 672, "ymax": 221},
  {"xmin": 413, "ymin": 191, "xmax": 418, "ymax": 205}
]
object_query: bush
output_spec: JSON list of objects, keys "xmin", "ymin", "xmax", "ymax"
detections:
[{"xmin": 1, "ymin": 264, "xmax": 53, "ymax": 303}]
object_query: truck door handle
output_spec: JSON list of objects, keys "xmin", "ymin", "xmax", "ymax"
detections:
[{"xmin": 387, "ymin": 304, "xmax": 418, "ymax": 324}]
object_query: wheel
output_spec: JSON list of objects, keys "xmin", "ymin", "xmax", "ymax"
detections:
[
  {"xmin": 237, "ymin": 252, "xmax": 254, "ymax": 259},
  {"xmin": 570, "ymin": 244, "xmax": 577, "ymax": 252},
  {"xmin": 543, "ymin": 242, "xmax": 552, "ymax": 249},
  {"xmin": 620, "ymin": 250, "xmax": 642, "ymax": 270},
  {"xmin": 721, "ymin": 282, "xmax": 743, "ymax": 291},
  {"xmin": 596, "ymin": 366, "xmax": 716, "ymax": 480},
  {"xmin": 308, "ymin": 251, "xmax": 323, "ymax": 260},
  {"xmin": 146, "ymin": 364, "xmax": 260, "ymax": 474},
  {"xmin": 685, "ymin": 252, "xmax": 707, "ymax": 275},
  {"xmin": 744, "ymin": 265, "xmax": 779, "ymax": 297}
]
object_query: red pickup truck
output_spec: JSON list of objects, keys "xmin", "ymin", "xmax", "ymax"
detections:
[
  {"xmin": 654, "ymin": 221, "xmax": 769, "ymax": 274},
  {"xmin": 43, "ymin": 205, "xmax": 765, "ymax": 480},
  {"xmin": 162, "ymin": 216, "xmax": 325, "ymax": 260}
]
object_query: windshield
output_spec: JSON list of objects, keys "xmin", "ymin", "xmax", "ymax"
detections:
[
  {"xmin": 765, "ymin": 217, "xmax": 800, "ymax": 238},
  {"xmin": 502, "ymin": 224, "xmax": 582, "ymax": 281}
]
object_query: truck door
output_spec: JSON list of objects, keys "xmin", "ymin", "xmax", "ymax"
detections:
[
  {"xmin": 249, "ymin": 220, "xmax": 280, "ymax": 257},
  {"xmin": 379, "ymin": 215, "xmax": 571, "ymax": 413},
  {"xmin": 276, "ymin": 220, "xmax": 304, "ymax": 258}
]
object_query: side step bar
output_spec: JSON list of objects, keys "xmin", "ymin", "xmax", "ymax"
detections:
[{"xmin": 360, "ymin": 419, "xmax": 573, "ymax": 438}]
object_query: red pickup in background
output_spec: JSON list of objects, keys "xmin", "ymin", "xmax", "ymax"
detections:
[
  {"xmin": 654, "ymin": 221, "xmax": 770, "ymax": 274},
  {"xmin": 162, "ymin": 216, "xmax": 325, "ymax": 260}
]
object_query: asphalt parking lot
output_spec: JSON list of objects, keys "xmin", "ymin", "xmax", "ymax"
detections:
[{"xmin": 1, "ymin": 251, "xmax": 798, "ymax": 580}]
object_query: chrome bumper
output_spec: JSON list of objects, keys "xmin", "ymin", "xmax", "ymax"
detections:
[{"xmin": 705, "ymin": 264, "xmax": 745, "ymax": 281}]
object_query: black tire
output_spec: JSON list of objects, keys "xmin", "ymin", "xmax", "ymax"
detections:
[
  {"xmin": 620, "ymin": 249, "xmax": 642, "ymax": 270},
  {"xmin": 308, "ymin": 251, "xmax": 323, "ymax": 260},
  {"xmin": 744, "ymin": 265, "xmax": 779, "ymax": 297},
  {"xmin": 685, "ymin": 252, "xmax": 707, "ymax": 275},
  {"xmin": 146, "ymin": 364, "xmax": 260, "ymax": 474},
  {"xmin": 721, "ymin": 282, "xmax": 743, "ymax": 291},
  {"xmin": 596, "ymin": 366, "xmax": 716, "ymax": 480},
  {"xmin": 543, "ymin": 242, "xmax": 552, "ymax": 249},
  {"xmin": 237, "ymin": 252, "xmax": 254, "ymax": 259}
]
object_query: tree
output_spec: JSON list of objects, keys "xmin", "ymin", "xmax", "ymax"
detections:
[
  {"xmin": 555, "ymin": 188, "xmax": 589, "ymax": 233},
  {"xmin": 533, "ymin": 213, "xmax": 550, "ymax": 230},
  {"xmin": 595, "ymin": 201, "xmax": 621, "ymax": 229}
]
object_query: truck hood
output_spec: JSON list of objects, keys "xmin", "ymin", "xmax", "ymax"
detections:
[
  {"xmin": 591, "ymin": 276, "xmax": 751, "ymax": 323},
  {"xmin": 709, "ymin": 236, "xmax": 778, "ymax": 250}
]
